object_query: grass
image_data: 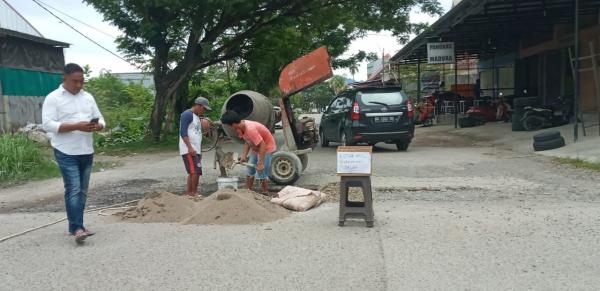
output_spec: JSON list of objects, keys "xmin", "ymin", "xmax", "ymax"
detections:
[
  {"xmin": 0, "ymin": 134, "xmax": 60, "ymax": 186},
  {"xmin": 555, "ymin": 158, "xmax": 600, "ymax": 172},
  {"xmin": 0, "ymin": 134, "xmax": 127, "ymax": 187},
  {"xmin": 97, "ymin": 133, "xmax": 180, "ymax": 155},
  {"xmin": 97, "ymin": 133, "xmax": 215, "ymax": 156}
]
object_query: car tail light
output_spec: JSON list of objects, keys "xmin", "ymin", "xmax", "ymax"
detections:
[
  {"xmin": 351, "ymin": 100, "xmax": 360, "ymax": 121},
  {"xmin": 407, "ymin": 99, "xmax": 414, "ymax": 119}
]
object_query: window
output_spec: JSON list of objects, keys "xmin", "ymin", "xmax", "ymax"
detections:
[{"xmin": 358, "ymin": 91, "xmax": 405, "ymax": 106}]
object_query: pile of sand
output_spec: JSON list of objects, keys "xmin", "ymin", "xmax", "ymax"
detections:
[
  {"xmin": 116, "ymin": 189, "xmax": 288, "ymax": 225},
  {"xmin": 118, "ymin": 191, "xmax": 199, "ymax": 223},
  {"xmin": 182, "ymin": 189, "xmax": 289, "ymax": 225}
]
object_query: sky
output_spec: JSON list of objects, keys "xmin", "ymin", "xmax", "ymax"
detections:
[{"xmin": 7, "ymin": 0, "xmax": 453, "ymax": 80}]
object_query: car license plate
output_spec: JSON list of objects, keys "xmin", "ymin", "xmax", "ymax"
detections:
[{"xmin": 373, "ymin": 116, "xmax": 395, "ymax": 123}]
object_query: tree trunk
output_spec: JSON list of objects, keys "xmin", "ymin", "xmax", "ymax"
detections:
[
  {"xmin": 149, "ymin": 81, "xmax": 178, "ymax": 141},
  {"xmin": 164, "ymin": 76, "xmax": 191, "ymax": 134},
  {"xmin": 163, "ymin": 92, "xmax": 178, "ymax": 134}
]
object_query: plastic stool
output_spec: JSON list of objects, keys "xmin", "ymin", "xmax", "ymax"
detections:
[{"xmin": 338, "ymin": 176, "xmax": 374, "ymax": 227}]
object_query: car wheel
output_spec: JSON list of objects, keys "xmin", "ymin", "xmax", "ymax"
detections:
[
  {"xmin": 533, "ymin": 137, "xmax": 565, "ymax": 151},
  {"xmin": 268, "ymin": 151, "xmax": 301, "ymax": 185},
  {"xmin": 396, "ymin": 140, "xmax": 410, "ymax": 151},
  {"xmin": 340, "ymin": 130, "xmax": 354, "ymax": 146},
  {"xmin": 319, "ymin": 128, "xmax": 329, "ymax": 147}
]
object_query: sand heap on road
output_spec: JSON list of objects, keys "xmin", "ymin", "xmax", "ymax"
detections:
[
  {"xmin": 118, "ymin": 191, "xmax": 197, "ymax": 223},
  {"xmin": 117, "ymin": 189, "xmax": 289, "ymax": 225}
]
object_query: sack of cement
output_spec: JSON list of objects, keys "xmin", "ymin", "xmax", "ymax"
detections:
[{"xmin": 271, "ymin": 186, "xmax": 324, "ymax": 212}]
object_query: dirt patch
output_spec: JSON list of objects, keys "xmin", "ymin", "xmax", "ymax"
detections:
[
  {"xmin": 115, "ymin": 189, "xmax": 289, "ymax": 225},
  {"xmin": 320, "ymin": 182, "xmax": 365, "ymax": 203}
]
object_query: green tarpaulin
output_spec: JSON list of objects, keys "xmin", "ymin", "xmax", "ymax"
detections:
[{"xmin": 0, "ymin": 67, "xmax": 61, "ymax": 97}]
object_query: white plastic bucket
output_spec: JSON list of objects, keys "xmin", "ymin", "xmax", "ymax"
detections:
[{"xmin": 217, "ymin": 177, "xmax": 239, "ymax": 190}]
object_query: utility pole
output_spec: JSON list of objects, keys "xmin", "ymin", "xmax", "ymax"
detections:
[{"xmin": 574, "ymin": 0, "xmax": 580, "ymax": 142}]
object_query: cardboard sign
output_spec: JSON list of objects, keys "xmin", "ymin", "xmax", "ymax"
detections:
[
  {"xmin": 427, "ymin": 42, "xmax": 455, "ymax": 64},
  {"xmin": 337, "ymin": 146, "xmax": 372, "ymax": 176},
  {"xmin": 278, "ymin": 46, "xmax": 333, "ymax": 97}
]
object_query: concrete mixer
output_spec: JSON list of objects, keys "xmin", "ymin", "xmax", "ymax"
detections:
[
  {"xmin": 212, "ymin": 46, "xmax": 333, "ymax": 186},
  {"xmin": 214, "ymin": 90, "xmax": 318, "ymax": 185}
]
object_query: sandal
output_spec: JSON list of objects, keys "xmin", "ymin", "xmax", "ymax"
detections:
[{"xmin": 74, "ymin": 229, "xmax": 90, "ymax": 244}]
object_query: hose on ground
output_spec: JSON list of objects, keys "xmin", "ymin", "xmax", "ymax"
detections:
[{"xmin": 0, "ymin": 199, "xmax": 140, "ymax": 243}]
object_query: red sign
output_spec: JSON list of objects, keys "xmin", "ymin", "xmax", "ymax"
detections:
[{"xmin": 279, "ymin": 46, "xmax": 333, "ymax": 97}]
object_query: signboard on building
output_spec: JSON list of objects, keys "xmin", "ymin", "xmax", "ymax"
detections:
[{"xmin": 427, "ymin": 42, "xmax": 455, "ymax": 64}]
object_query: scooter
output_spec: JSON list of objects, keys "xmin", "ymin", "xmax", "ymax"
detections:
[
  {"xmin": 520, "ymin": 95, "xmax": 573, "ymax": 131},
  {"xmin": 465, "ymin": 95, "xmax": 509, "ymax": 125},
  {"xmin": 415, "ymin": 95, "xmax": 436, "ymax": 127}
]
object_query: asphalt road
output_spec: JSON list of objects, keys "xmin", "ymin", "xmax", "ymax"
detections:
[{"xmin": 2, "ymin": 122, "xmax": 600, "ymax": 290}]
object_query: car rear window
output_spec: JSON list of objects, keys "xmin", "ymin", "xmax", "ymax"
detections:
[{"xmin": 358, "ymin": 91, "xmax": 406, "ymax": 106}]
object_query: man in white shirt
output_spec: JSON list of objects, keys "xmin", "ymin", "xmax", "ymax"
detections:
[
  {"xmin": 179, "ymin": 96, "xmax": 211, "ymax": 197},
  {"xmin": 42, "ymin": 63, "xmax": 105, "ymax": 244}
]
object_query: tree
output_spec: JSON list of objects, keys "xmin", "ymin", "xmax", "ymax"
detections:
[
  {"xmin": 83, "ymin": 64, "xmax": 93, "ymax": 79},
  {"xmin": 85, "ymin": 73, "xmax": 154, "ymax": 145},
  {"xmin": 84, "ymin": 0, "xmax": 442, "ymax": 140},
  {"xmin": 290, "ymin": 76, "xmax": 348, "ymax": 111},
  {"xmin": 329, "ymin": 75, "xmax": 348, "ymax": 94}
]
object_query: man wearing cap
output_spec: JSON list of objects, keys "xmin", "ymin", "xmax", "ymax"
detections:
[{"xmin": 179, "ymin": 96, "xmax": 211, "ymax": 197}]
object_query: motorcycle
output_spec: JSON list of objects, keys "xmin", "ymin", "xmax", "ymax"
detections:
[
  {"xmin": 414, "ymin": 94, "xmax": 436, "ymax": 127},
  {"xmin": 466, "ymin": 94, "xmax": 509, "ymax": 125},
  {"xmin": 520, "ymin": 95, "xmax": 573, "ymax": 131}
]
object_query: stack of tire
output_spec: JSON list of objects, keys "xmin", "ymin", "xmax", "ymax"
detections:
[
  {"xmin": 512, "ymin": 97, "xmax": 538, "ymax": 131},
  {"xmin": 533, "ymin": 130, "xmax": 566, "ymax": 151}
]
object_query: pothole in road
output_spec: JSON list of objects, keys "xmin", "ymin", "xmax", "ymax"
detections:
[{"xmin": 3, "ymin": 179, "xmax": 162, "ymax": 213}]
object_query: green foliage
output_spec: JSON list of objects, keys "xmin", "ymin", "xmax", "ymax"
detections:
[
  {"xmin": 188, "ymin": 63, "xmax": 247, "ymax": 120},
  {"xmin": 98, "ymin": 132, "xmax": 180, "ymax": 156},
  {"xmin": 329, "ymin": 75, "xmax": 348, "ymax": 94},
  {"xmin": 0, "ymin": 134, "xmax": 59, "ymax": 184},
  {"xmin": 556, "ymin": 158, "xmax": 600, "ymax": 172},
  {"xmin": 85, "ymin": 73, "xmax": 154, "ymax": 146},
  {"xmin": 84, "ymin": 0, "xmax": 443, "ymax": 140},
  {"xmin": 290, "ymin": 76, "xmax": 345, "ymax": 111}
]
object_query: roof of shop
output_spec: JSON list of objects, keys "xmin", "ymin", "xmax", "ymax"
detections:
[{"xmin": 392, "ymin": 0, "xmax": 600, "ymax": 64}]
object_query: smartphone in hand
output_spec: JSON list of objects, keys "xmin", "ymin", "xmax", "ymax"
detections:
[{"xmin": 90, "ymin": 118, "xmax": 99, "ymax": 123}]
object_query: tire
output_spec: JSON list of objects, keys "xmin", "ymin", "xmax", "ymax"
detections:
[
  {"xmin": 319, "ymin": 128, "xmax": 329, "ymax": 147},
  {"xmin": 512, "ymin": 109, "xmax": 525, "ymax": 131},
  {"xmin": 298, "ymin": 153, "xmax": 308, "ymax": 172},
  {"xmin": 268, "ymin": 151, "xmax": 301, "ymax": 185},
  {"xmin": 533, "ymin": 137, "xmax": 565, "ymax": 151},
  {"xmin": 522, "ymin": 115, "xmax": 546, "ymax": 131},
  {"xmin": 513, "ymin": 97, "xmax": 539, "ymax": 108},
  {"xmin": 459, "ymin": 117, "xmax": 476, "ymax": 128},
  {"xmin": 396, "ymin": 140, "xmax": 410, "ymax": 151},
  {"xmin": 340, "ymin": 130, "xmax": 354, "ymax": 146},
  {"xmin": 533, "ymin": 130, "xmax": 561, "ymax": 142}
]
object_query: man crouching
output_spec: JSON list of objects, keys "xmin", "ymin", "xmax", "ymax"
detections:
[{"xmin": 220, "ymin": 110, "xmax": 276, "ymax": 193}]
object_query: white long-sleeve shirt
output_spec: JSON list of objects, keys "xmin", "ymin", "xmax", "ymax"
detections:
[{"xmin": 42, "ymin": 85, "xmax": 105, "ymax": 155}]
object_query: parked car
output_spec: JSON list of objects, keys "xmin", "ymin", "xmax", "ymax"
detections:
[{"xmin": 319, "ymin": 85, "xmax": 415, "ymax": 151}]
